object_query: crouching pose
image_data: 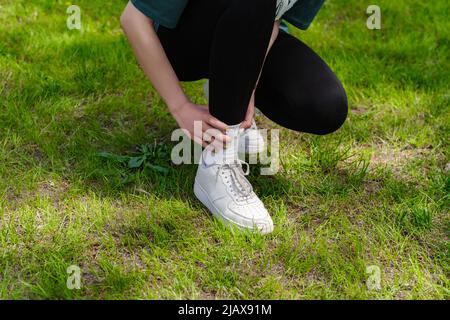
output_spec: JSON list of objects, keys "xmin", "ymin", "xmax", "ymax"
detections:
[{"xmin": 120, "ymin": 0, "xmax": 348, "ymax": 234}]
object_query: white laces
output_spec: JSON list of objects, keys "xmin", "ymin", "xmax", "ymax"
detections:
[{"xmin": 217, "ymin": 159, "xmax": 253, "ymax": 200}]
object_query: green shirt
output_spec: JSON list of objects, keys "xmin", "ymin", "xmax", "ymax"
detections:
[{"xmin": 131, "ymin": 0, "xmax": 325, "ymax": 30}]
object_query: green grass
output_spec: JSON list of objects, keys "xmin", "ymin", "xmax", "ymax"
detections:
[{"xmin": 0, "ymin": 0, "xmax": 448, "ymax": 299}]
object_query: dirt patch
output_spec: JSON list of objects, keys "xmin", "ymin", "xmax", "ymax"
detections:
[
  {"xmin": 368, "ymin": 145, "xmax": 439, "ymax": 181},
  {"xmin": 444, "ymin": 163, "xmax": 450, "ymax": 173},
  {"xmin": 370, "ymin": 147, "xmax": 431, "ymax": 168},
  {"xmin": 351, "ymin": 104, "xmax": 369, "ymax": 115}
]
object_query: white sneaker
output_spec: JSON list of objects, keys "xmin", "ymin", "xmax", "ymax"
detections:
[
  {"xmin": 203, "ymin": 80, "xmax": 266, "ymax": 155},
  {"xmin": 238, "ymin": 120, "xmax": 266, "ymax": 155},
  {"xmin": 194, "ymin": 155, "xmax": 274, "ymax": 234}
]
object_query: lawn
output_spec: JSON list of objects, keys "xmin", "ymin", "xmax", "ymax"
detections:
[{"xmin": 0, "ymin": 0, "xmax": 448, "ymax": 299}]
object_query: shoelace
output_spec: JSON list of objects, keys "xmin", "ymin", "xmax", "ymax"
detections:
[{"xmin": 217, "ymin": 159, "xmax": 253, "ymax": 199}]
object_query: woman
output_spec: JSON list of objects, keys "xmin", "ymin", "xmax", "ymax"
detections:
[{"xmin": 120, "ymin": 0, "xmax": 348, "ymax": 234}]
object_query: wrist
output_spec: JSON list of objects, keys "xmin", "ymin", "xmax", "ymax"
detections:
[{"xmin": 169, "ymin": 98, "xmax": 190, "ymax": 117}]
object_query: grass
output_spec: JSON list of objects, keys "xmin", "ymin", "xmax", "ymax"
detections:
[{"xmin": 0, "ymin": 0, "xmax": 448, "ymax": 299}]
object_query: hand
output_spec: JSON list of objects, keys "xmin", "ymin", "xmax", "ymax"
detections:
[
  {"xmin": 171, "ymin": 102, "xmax": 231, "ymax": 150},
  {"xmin": 241, "ymin": 92, "xmax": 256, "ymax": 129}
]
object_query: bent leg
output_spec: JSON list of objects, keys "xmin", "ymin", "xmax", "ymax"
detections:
[
  {"xmin": 208, "ymin": 0, "xmax": 276, "ymax": 125},
  {"xmin": 255, "ymin": 32, "xmax": 348, "ymax": 135},
  {"xmin": 156, "ymin": 0, "xmax": 227, "ymax": 81},
  {"xmin": 157, "ymin": 0, "xmax": 278, "ymax": 126}
]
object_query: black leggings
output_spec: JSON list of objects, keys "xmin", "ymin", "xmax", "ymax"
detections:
[{"xmin": 157, "ymin": 0, "xmax": 348, "ymax": 135}]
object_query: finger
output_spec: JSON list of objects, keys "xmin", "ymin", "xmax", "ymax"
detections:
[
  {"xmin": 192, "ymin": 134, "xmax": 209, "ymax": 148},
  {"xmin": 203, "ymin": 124, "xmax": 231, "ymax": 144},
  {"xmin": 190, "ymin": 129, "xmax": 208, "ymax": 148},
  {"xmin": 206, "ymin": 116, "xmax": 229, "ymax": 132},
  {"xmin": 193, "ymin": 127, "xmax": 220, "ymax": 150},
  {"xmin": 241, "ymin": 108, "xmax": 254, "ymax": 129},
  {"xmin": 241, "ymin": 119, "xmax": 252, "ymax": 129},
  {"xmin": 240, "ymin": 117, "xmax": 252, "ymax": 129},
  {"xmin": 210, "ymin": 137, "xmax": 227, "ymax": 152},
  {"xmin": 201, "ymin": 129, "xmax": 228, "ymax": 153},
  {"xmin": 204, "ymin": 141, "xmax": 217, "ymax": 154},
  {"xmin": 202, "ymin": 124, "xmax": 214, "ymax": 143},
  {"xmin": 203, "ymin": 132, "xmax": 228, "ymax": 151}
]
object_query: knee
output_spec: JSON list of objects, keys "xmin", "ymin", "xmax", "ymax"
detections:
[{"xmin": 307, "ymin": 81, "xmax": 348, "ymax": 135}]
